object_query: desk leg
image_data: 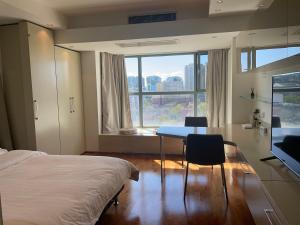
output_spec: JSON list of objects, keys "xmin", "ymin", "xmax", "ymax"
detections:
[{"xmin": 160, "ymin": 136, "xmax": 163, "ymax": 183}]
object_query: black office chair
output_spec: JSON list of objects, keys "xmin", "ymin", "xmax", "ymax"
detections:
[
  {"xmin": 272, "ymin": 116, "xmax": 281, "ymax": 128},
  {"xmin": 184, "ymin": 134, "xmax": 228, "ymax": 202},
  {"xmin": 182, "ymin": 117, "xmax": 208, "ymax": 166},
  {"xmin": 185, "ymin": 117, "xmax": 208, "ymax": 127}
]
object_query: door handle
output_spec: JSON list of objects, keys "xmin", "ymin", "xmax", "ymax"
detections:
[
  {"xmin": 69, "ymin": 97, "xmax": 73, "ymax": 113},
  {"xmin": 69, "ymin": 97, "xmax": 75, "ymax": 113},
  {"xmin": 33, "ymin": 100, "xmax": 38, "ymax": 120},
  {"xmin": 72, "ymin": 97, "xmax": 75, "ymax": 113}
]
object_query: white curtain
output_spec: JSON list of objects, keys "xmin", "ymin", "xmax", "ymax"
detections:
[
  {"xmin": 100, "ymin": 52, "xmax": 133, "ymax": 133},
  {"xmin": 207, "ymin": 49, "xmax": 228, "ymax": 127}
]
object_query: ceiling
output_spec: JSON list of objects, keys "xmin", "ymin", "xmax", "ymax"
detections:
[
  {"xmin": 36, "ymin": 0, "xmax": 206, "ymax": 15},
  {"xmin": 0, "ymin": 0, "xmax": 274, "ymax": 28},
  {"xmin": 36, "ymin": 0, "xmax": 273, "ymax": 16},
  {"xmin": 57, "ymin": 32, "xmax": 239, "ymax": 55},
  {"xmin": 0, "ymin": 0, "xmax": 277, "ymax": 54}
]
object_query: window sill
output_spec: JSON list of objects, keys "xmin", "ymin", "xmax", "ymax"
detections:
[{"xmin": 99, "ymin": 128, "xmax": 157, "ymax": 136}]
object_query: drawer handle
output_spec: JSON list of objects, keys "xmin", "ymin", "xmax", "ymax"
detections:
[{"xmin": 264, "ymin": 209, "xmax": 282, "ymax": 225}]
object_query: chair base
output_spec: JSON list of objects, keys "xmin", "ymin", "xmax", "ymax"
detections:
[{"xmin": 184, "ymin": 163, "xmax": 228, "ymax": 203}]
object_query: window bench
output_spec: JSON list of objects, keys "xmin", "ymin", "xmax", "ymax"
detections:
[{"xmin": 99, "ymin": 129, "xmax": 183, "ymax": 154}]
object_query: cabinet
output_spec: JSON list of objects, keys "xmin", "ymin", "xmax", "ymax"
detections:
[
  {"xmin": 24, "ymin": 22, "xmax": 61, "ymax": 154},
  {"xmin": 0, "ymin": 22, "xmax": 85, "ymax": 155},
  {"xmin": 55, "ymin": 46, "xmax": 85, "ymax": 155}
]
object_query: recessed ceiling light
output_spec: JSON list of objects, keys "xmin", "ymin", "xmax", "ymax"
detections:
[
  {"xmin": 217, "ymin": 0, "xmax": 223, "ymax": 3},
  {"xmin": 248, "ymin": 32, "xmax": 256, "ymax": 36},
  {"xmin": 258, "ymin": 3, "xmax": 265, "ymax": 8}
]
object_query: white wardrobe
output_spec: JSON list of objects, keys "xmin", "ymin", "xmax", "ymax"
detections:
[
  {"xmin": 55, "ymin": 46, "xmax": 85, "ymax": 155},
  {"xmin": 0, "ymin": 22, "xmax": 85, "ymax": 155}
]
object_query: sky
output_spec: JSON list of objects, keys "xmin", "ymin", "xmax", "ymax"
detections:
[
  {"xmin": 256, "ymin": 47, "xmax": 300, "ymax": 67},
  {"xmin": 125, "ymin": 54, "xmax": 195, "ymax": 81}
]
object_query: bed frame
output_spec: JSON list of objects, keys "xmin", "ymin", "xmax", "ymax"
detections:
[{"xmin": 98, "ymin": 185, "xmax": 124, "ymax": 220}]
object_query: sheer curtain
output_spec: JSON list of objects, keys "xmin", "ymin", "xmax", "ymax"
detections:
[
  {"xmin": 207, "ymin": 49, "xmax": 228, "ymax": 127},
  {"xmin": 100, "ymin": 52, "xmax": 133, "ymax": 133}
]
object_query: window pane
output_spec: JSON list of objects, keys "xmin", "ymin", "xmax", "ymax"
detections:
[
  {"xmin": 241, "ymin": 51, "xmax": 249, "ymax": 72},
  {"xmin": 198, "ymin": 54, "xmax": 208, "ymax": 90},
  {"xmin": 273, "ymin": 72, "xmax": 300, "ymax": 88},
  {"xmin": 129, "ymin": 95, "xmax": 140, "ymax": 127},
  {"xmin": 125, "ymin": 57, "xmax": 139, "ymax": 93},
  {"xmin": 288, "ymin": 46, "xmax": 300, "ymax": 57},
  {"xmin": 143, "ymin": 95, "xmax": 194, "ymax": 126},
  {"xmin": 256, "ymin": 48, "xmax": 288, "ymax": 68},
  {"xmin": 273, "ymin": 73, "xmax": 300, "ymax": 127},
  {"xmin": 197, "ymin": 92, "xmax": 207, "ymax": 116},
  {"xmin": 141, "ymin": 55, "xmax": 194, "ymax": 92},
  {"xmin": 273, "ymin": 91, "xmax": 300, "ymax": 127}
]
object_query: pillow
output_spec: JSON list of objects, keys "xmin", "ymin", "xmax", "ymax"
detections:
[{"xmin": 0, "ymin": 148, "xmax": 8, "ymax": 155}]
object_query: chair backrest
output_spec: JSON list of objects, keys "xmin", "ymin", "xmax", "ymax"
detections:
[
  {"xmin": 186, "ymin": 134, "xmax": 225, "ymax": 165},
  {"xmin": 185, "ymin": 117, "xmax": 208, "ymax": 127},
  {"xmin": 272, "ymin": 116, "xmax": 281, "ymax": 128}
]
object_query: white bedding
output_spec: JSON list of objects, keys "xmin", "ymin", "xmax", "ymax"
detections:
[{"xmin": 0, "ymin": 150, "xmax": 139, "ymax": 225}]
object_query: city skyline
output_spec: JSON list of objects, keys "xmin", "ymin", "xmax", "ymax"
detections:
[
  {"xmin": 125, "ymin": 55, "xmax": 196, "ymax": 81},
  {"xmin": 125, "ymin": 56, "xmax": 207, "ymax": 92}
]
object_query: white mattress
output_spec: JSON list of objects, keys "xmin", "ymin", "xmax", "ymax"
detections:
[{"xmin": 0, "ymin": 150, "xmax": 139, "ymax": 225}]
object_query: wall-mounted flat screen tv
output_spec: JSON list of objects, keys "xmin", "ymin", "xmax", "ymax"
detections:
[{"xmin": 272, "ymin": 71, "xmax": 300, "ymax": 177}]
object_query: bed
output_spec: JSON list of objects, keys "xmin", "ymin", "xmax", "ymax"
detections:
[{"xmin": 0, "ymin": 150, "xmax": 139, "ymax": 225}]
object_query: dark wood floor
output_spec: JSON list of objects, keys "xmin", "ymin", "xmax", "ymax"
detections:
[{"xmin": 89, "ymin": 148, "xmax": 257, "ymax": 225}]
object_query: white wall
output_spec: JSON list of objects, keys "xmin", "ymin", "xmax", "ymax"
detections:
[
  {"xmin": 227, "ymin": 37, "xmax": 255, "ymax": 124},
  {"xmin": 227, "ymin": 40, "xmax": 234, "ymax": 124},
  {"xmin": 81, "ymin": 51, "xmax": 101, "ymax": 151}
]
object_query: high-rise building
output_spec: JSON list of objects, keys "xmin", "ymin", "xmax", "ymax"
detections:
[
  {"xmin": 184, "ymin": 64, "xmax": 194, "ymax": 90},
  {"xmin": 127, "ymin": 76, "xmax": 139, "ymax": 92},
  {"xmin": 199, "ymin": 63, "xmax": 207, "ymax": 90},
  {"xmin": 146, "ymin": 75, "xmax": 161, "ymax": 91},
  {"xmin": 127, "ymin": 76, "xmax": 146, "ymax": 92},
  {"xmin": 163, "ymin": 76, "xmax": 184, "ymax": 91}
]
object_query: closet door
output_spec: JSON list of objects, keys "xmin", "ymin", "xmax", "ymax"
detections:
[
  {"xmin": 55, "ymin": 46, "xmax": 85, "ymax": 155},
  {"xmin": 26, "ymin": 23, "xmax": 61, "ymax": 154}
]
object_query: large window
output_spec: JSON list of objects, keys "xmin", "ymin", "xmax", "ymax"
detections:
[{"xmin": 125, "ymin": 53, "xmax": 208, "ymax": 127}]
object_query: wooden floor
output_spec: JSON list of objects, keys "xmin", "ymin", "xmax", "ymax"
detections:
[{"xmin": 90, "ymin": 148, "xmax": 258, "ymax": 225}]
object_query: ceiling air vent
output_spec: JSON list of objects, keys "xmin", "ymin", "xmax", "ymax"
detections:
[
  {"xmin": 128, "ymin": 12, "xmax": 176, "ymax": 24},
  {"xmin": 115, "ymin": 39, "xmax": 178, "ymax": 48}
]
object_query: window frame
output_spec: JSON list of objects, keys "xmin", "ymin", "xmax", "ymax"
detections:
[
  {"xmin": 125, "ymin": 52, "xmax": 208, "ymax": 128},
  {"xmin": 240, "ymin": 45, "xmax": 300, "ymax": 73}
]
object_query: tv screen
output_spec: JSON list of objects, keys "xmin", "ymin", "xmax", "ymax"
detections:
[{"xmin": 272, "ymin": 72, "xmax": 300, "ymax": 177}]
